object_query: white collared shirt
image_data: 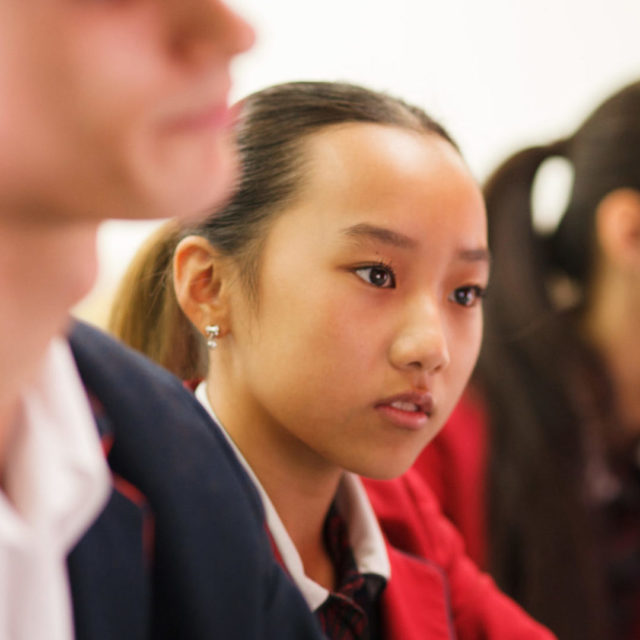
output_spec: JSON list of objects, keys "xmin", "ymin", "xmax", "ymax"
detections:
[
  {"xmin": 0, "ymin": 338, "xmax": 110, "ymax": 640},
  {"xmin": 195, "ymin": 382, "xmax": 391, "ymax": 610}
]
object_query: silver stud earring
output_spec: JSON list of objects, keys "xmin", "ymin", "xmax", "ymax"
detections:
[{"xmin": 205, "ymin": 324, "xmax": 220, "ymax": 349}]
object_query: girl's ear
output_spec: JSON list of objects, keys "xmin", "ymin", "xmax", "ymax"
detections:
[
  {"xmin": 595, "ymin": 188, "xmax": 640, "ymax": 272},
  {"xmin": 173, "ymin": 235, "xmax": 230, "ymax": 336}
]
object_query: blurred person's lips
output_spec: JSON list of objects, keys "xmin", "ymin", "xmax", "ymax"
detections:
[
  {"xmin": 166, "ymin": 102, "xmax": 232, "ymax": 131},
  {"xmin": 163, "ymin": 74, "xmax": 233, "ymax": 132}
]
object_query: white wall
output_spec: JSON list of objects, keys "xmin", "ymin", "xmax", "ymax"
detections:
[{"xmin": 78, "ymin": 0, "xmax": 640, "ymax": 323}]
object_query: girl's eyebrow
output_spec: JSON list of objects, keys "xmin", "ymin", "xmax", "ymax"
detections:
[
  {"xmin": 340, "ymin": 223, "xmax": 491, "ymax": 265},
  {"xmin": 341, "ymin": 223, "xmax": 417, "ymax": 249},
  {"xmin": 458, "ymin": 248, "xmax": 491, "ymax": 264}
]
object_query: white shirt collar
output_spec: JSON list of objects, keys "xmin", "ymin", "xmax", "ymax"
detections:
[
  {"xmin": 195, "ymin": 382, "xmax": 391, "ymax": 611},
  {"xmin": 0, "ymin": 337, "xmax": 110, "ymax": 640}
]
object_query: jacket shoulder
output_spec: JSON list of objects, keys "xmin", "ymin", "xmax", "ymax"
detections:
[
  {"xmin": 366, "ymin": 472, "xmax": 555, "ymax": 639},
  {"xmin": 68, "ymin": 322, "xmax": 324, "ymax": 639}
]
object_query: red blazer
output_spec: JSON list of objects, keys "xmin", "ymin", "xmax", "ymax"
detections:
[
  {"xmin": 365, "ymin": 420, "xmax": 554, "ymax": 639},
  {"xmin": 377, "ymin": 390, "xmax": 640, "ymax": 640}
]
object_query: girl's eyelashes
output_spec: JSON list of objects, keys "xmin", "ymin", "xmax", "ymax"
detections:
[
  {"xmin": 351, "ymin": 263, "xmax": 487, "ymax": 303},
  {"xmin": 354, "ymin": 262, "xmax": 396, "ymax": 289},
  {"xmin": 449, "ymin": 285, "xmax": 487, "ymax": 308}
]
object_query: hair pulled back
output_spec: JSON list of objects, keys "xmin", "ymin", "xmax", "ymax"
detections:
[{"xmin": 108, "ymin": 220, "xmax": 208, "ymax": 380}]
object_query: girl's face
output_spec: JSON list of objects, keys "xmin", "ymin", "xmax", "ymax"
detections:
[
  {"xmin": 224, "ymin": 123, "xmax": 488, "ymax": 480},
  {"xmin": 0, "ymin": 0, "xmax": 253, "ymax": 223}
]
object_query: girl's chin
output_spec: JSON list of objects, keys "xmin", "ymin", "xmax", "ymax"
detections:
[{"xmin": 348, "ymin": 457, "xmax": 417, "ymax": 482}]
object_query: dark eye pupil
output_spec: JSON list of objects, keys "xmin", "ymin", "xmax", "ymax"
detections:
[
  {"xmin": 370, "ymin": 268, "xmax": 388, "ymax": 285},
  {"xmin": 456, "ymin": 288, "xmax": 473, "ymax": 305}
]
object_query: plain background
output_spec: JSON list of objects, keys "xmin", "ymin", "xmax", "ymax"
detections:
[{"xmin": 77, "ymin": 0, "xmax": 640, "ymax": 323}]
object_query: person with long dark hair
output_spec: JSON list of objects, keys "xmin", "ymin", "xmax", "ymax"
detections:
[{"xmin": 366, "ymin": 80, "xmax": 640, "ymax": 640}]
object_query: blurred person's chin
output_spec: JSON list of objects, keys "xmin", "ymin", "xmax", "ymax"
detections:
[{"xmin": 0, "ymin": 130, "xmax": 238, "ymax": 225}]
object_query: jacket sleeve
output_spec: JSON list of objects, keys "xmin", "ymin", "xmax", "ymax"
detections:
[{"xmin": 365, "ymin": 474, "xmax": 556, "ymax": 640}]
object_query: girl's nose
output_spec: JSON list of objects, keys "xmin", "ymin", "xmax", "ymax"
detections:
[{"xmin": 388, "ymin": 300, "xmax": 450, "ymax": 375}]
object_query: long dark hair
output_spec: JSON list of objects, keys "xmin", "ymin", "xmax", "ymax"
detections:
[
  {"xmin": 476, "ymin": 80, "xmax": 640, "ymax": 640},
  {"xmin": 110, "ymin": 81, "xmax": 458, "ymax": 371}
]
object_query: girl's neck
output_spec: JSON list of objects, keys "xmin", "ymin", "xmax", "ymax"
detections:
[
  {"xmin": 206, "ymin": 380, "xmax": 342, "ymax": 590},
  {"xmin": 261, "ymin": 461, "xmax": 340, "ymax": 591}
]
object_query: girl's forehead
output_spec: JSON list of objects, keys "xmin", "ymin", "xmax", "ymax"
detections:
[
  {"xmin": 297, "ymin": 124, "xmax": 475, "ymax": 215},
  {"xmin": 264, "ymin": 125, "xmax": 485, "ymax": 257},
  {"xmin": 303, "ymin": 123, "xmax": 464, "ymax": 189}
]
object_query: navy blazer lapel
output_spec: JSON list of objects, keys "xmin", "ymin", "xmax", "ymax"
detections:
[
  {"xmin": 67, "ymin": 484, "xmax": 151, "ymax": 640},
  {"xmin": 67, "ymin": 385, "xmax": 153, "ymax": 640}
]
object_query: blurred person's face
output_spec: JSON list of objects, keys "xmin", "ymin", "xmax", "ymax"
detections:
[
  {"xmin": 0, "ymin": 1, "xmax": 253, "ymax": 423},
  {"xmin": 0, "ymin": 0, "xmax": 254, "ymax": 223}
]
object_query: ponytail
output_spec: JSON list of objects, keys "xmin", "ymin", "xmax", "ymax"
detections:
[
  {"xmin": 483, "ymin": 143, "xmax": 561, "ymax": 336},
  {"xmin": 476, "ymin": 139, "xmax": 609, "ymax": 639},
  {"xmin": 108, "ymin": 220, "xmax": 208, "ymax": 381}
]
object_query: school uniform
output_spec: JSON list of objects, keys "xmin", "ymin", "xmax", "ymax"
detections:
[
  {"xmin": 66, "ymin": 322, "xmax": 323, "ymax": 640},
  {"xmin": 195, "ymin": 382, "xmax": 556, "ymax": 640}
]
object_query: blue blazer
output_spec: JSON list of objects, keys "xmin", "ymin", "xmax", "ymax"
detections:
[{"xmin": 66, "ymin": 322, "xmax": 322, "ymax": 640}]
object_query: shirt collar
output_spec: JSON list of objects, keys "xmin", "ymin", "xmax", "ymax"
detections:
[
  {"xmin": 0, "ymin": 337, "xmax": 110, "ymax": 551},
  {"xmin": 195, "ymin": 382, "xmax": 391, "ymax": 611}
]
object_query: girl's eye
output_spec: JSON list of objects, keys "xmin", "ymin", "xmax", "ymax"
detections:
[
  {"xmin": 354, "ymin": 264, "xmax": 396, "ymax": 288},
  {"xmin": 450, "ymin": 285, "xmax": 486, "ymax": 307}
]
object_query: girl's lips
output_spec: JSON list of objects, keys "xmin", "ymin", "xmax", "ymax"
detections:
[
  {"xmin": 375, "ymin": 391, "xmax": 434, "ymax": 431},
  {"xmin": 375, "ymin": 404, "xmax": 429, "ymax": 430}
]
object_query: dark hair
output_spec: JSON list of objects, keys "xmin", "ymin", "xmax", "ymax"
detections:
[
  {"xmin": 110, "ymin": 81, "xmax": 458, "ymax": 372},
  {"xmin": 476, "ymin": 80, "xmax": 640, "ymax": 640}
]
